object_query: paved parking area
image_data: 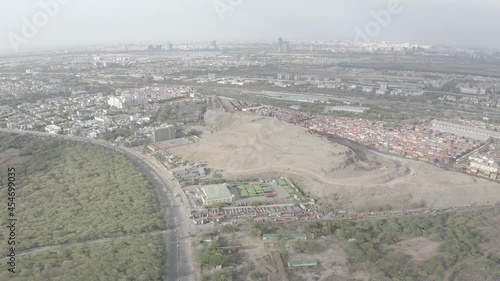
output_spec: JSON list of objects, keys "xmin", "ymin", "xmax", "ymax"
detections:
[{"xmin": 190, "ymin": 204, "xmax": 325, "ymax": 225}]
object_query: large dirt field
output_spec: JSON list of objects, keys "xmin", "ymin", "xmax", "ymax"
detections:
[
  {"xmin": 171, "ymin": 110, "xmax": 500, "ymax": 211},
  {"xmin": 173, "ymin": 110, "xmax": 367, "ymax": 173}
]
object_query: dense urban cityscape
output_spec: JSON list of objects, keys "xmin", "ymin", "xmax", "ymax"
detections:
[{"xmin": 2, "ymin": 1, "xmax": 500, "ymax": 281}]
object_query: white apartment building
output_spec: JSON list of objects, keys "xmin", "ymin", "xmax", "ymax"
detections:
[{"xmin": 108, "ymin": 95, "xmax": 147, "ymax": 109}]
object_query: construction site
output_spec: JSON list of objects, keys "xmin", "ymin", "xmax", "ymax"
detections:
[
  {"xmin": 171, "ymin": 110, "xmax": 500, "ymax": 211},
  {"xmin": 162, "ymin": 110, "xmax": 500, "ymax": 280}
]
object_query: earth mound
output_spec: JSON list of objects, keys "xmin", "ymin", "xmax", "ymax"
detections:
[{"xmin": 171, "ymin": 111, "xmax": 359, "ymax": 174}]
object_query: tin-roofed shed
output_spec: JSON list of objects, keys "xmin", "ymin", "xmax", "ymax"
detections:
[{"xmin": 287, "ymin": 258, "xmax": 318, "ymax": 267}]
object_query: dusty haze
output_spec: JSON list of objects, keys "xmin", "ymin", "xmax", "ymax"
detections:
[{"xmin": 1, "ymin": 0, "xmax": 500, "ymax": 51}]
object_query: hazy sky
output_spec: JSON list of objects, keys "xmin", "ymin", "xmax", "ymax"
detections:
[{"xmin": 1, "ymin": 0, "xmax": 499, "ymax": 52}]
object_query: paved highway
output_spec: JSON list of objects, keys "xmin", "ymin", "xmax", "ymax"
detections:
[{"xmin": 0, "ymin": 129, "xmax": 194, "ymax": 281}]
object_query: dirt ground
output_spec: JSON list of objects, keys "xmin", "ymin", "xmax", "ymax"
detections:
[
  {"xmin": 172, "ymin": 111, "xmax": 500, "ymax": 211},
  {"xmin": 389, "ymin": 237, "xmax": 440, "ymax": 262},
  {"xmin": 228, "ymin": 227, "xmax": 429, "ymax": 281},
  {"xmin": 219, "ymin": 225, "xmax": 346, "ymax": 281},
  {"xmin": 0, "ymin": 149, "xmax": 30, "ymax": 169},
  {"xmin": 288, "ymin": 236, "xmax": 351, "ymax": 281},
  {"xmin": 173, "ymin": 111, "xmax": 356, "ymax": 175}
]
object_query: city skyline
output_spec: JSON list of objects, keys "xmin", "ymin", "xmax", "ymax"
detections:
[{"xmin": 1, "ymin": 0, "xmax": 500, "ymax": 52}]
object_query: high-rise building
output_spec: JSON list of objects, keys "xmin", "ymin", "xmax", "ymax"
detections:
[
  {"xmin": 283, "ymin": 41, "xmax": 290, "ymax": 53},
  {"xmin": 167, "ymin": 42, "xmax": 173, "ymax": 51},
  {"xmin": 278, "ymin": 38, "xmax": 283, "ymax": 52},
  {"xmin": 152, "ymin": 125, "xmax": 175, "ymax": 143},
  {"xmin": 147, "ymin": 45, "xmax": 163, "ymax": 52}
]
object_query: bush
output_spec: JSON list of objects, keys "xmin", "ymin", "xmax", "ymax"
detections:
[
  {"xmin": 250, "ymin": 271, "xmax": 268, "ymax": 281},
  {"xmin": 303, "ymin": 206, "xmax": 490, "ymax": 280},
  {"xmin": 220, "ymin": 224, "xmax": 235, "ymax": 233},
  {"xmin": 293, "ymin": 240, "xmax": 322, "ymax": 254},
  {"xmin": 0, "ymin": 133, "xmax": 166, "ymax": 280},
  {"xmin": 198, "ymin": 241, "xmax": 229, "ymax": 267}
]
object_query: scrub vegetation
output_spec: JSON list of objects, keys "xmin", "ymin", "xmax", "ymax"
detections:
[
  {"xmin": 302, "ymin": 208, "xmax": 500, "ymax": 280},
  {"xmin": 0, "ymin": 133, "xmax": 166, "ymax": 280}
]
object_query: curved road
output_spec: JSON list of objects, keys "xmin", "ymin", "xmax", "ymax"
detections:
[
  {"xmin": 228, "ymin": 163, "xmax": 413, "ymax": 188},
  {"xmin": 0, "ymin": 129, "xmax": 193, "ymax": 281}
]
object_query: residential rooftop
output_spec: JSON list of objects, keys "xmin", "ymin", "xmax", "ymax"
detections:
[
  {"xmin": 262, "ymin": 233, "xmax": 307, "ymax": 240},
  {"xmin": 287, "ymin": 258, "xmax": 319, "ymax": 267}
]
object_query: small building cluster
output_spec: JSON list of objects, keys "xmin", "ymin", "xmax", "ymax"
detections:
[{"xmin": 455, "ymin": 144, "xmax": 500, "ymax": 180}]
